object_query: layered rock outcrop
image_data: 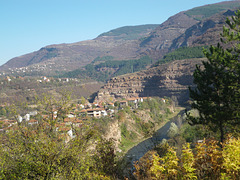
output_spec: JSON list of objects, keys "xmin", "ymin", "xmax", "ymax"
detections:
[{"xmin": 95, "ymin": 59, "xmax": 203, "ymax": 104}]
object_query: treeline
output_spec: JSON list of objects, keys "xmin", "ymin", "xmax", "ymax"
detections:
[
  {"xmin": 63, "ymin": 56, "xmax": 153, "ymax": 82},
  {"xmin": 98, "ymin": 24, "xmax": 159, "ymax": 40},
  {"xmin": 184, "ymin": 2, "xmax": 240, "ymax": 20},
  {"xmin": 64, "ymin": 46, "xmax": 209, "ymax": 81},
  {"xmin": 154, "ymin": 46, "xmax": 208, "ymax": 66}
]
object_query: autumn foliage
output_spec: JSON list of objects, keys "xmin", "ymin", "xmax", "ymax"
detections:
[{"xmin": 134, "ymin": 136, "xmax": 240, "ymax": 180}]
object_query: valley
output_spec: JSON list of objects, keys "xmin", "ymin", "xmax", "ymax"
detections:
[{"xmin": 1, "ymin": 1, "xmax": 240, "ymax": 179}]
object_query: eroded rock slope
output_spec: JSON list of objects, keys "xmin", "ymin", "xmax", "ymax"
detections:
[{"xmin": 95, "ymin": 59, "xmax": 203, "ymax": 104}]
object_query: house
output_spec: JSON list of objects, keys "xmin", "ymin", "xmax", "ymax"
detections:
[
  {"xmin": 119, "ymin": 100, "xmax": 128, "ymax": 107},
  {"xmin": 80, "ymin": 108, "xmax": 106, "ymax": 118},
  {"xmin": 72, "ymin": 119, "xmax": 83, "ymax": 127},
  {"xmin": 64, "ymin": 78, "xmax": 69, "ymax": 82},
  {"xmin": 24, "ymin": 114, "xmax": 30, "ymax": 121},
  {"xmin": 86, "ymin": 103, "xmax": 92, "ymax": 109},
  {"xmin": 107, "ymin": 109, "xmax": 115, "ymax": 116},
  {"xmin": 1, "ymin": 119, "xmax": 16, "ymax": 129},
  {"xmin": 29, "ymin": 111, "xmax": 38, "ymax": 116},
  {"xmin": 17, "ymin": 115, "xmax": 23, "ymax": 123},
  {"xmin": 78, "ymin": 104, "xmax": 85, "ymax": 109},
  {"xmin": 63, "ymin": 118, "xmax": 73, "ymax": 125},
  {"xmin": 67, "ymin": 113, "xmax": 75, "ymax": 118},
  {"xmin": 57, "ymin": 126, "xmax": 73, "ymax": 141},
  {"xmin": 28, "ymin": 119, "xmax": 38, "ymax": 125},
  {"xmin": 42, "ymin": 76, "xmax": 50, "ymax": 82},
  {"xmin": 101, "ymin": 109, "xmax": 108, "ymax": 116},
  {"xmin": 67, "ymin": 129, "xmax": 73, "ymax": 138},
  {"xmin": 6, "ymin": 76, "xmax": 11, "ymax": 82},
  {"xmin": 127, "ymin": 97, "xmax": 138, "ymax": 104}
]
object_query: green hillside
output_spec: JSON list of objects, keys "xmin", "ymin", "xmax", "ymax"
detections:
[
  {"xmin": 154, "ymin": 46, "xmax": 208, "ymax": 66},
  {"xmin": 62, "ymin": 56, "xmax": 153, "ymax": 82},
  {"xmin": 185, "ymin": 1, "xmax": 240, "ymax": 20},
  {"xmin": 98, "ymin": 24, "xmax": 159, "ymax": 40}
]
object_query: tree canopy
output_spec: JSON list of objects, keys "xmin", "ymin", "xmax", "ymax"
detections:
[
  {"xmin": 187, "ymin": 10, "xmax": 240, "ymax": 142},
  {"xmin": 0, "ymin": 93, "xmax": 117, "ymax": 179}
]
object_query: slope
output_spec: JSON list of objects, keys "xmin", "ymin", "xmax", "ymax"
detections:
[{"xmin": 1, "ymin": 1, "xmax": 239, "ymax": 77}]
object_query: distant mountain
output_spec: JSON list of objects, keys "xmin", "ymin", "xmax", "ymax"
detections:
[
  {"xmin": 184, "ymin": 1, "xmax": 240, "ymax": 20},
  {"xmin": 0, "ymin": 25, "xmax": 159, "ymax": 75},
  {"xmin": 1, "ymin": 1, "xmax": 240, "ymax": 76},
  {"xmin": 138, "ymin": 1, "xmax": 240, "ymax": 59},
  {"xmin": 97, "ymin": 24, "xmax": 159, "ymax": 40}
]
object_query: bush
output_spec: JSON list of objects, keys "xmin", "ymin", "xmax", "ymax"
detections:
[{"xmin": 133, "ymin": 136, "xmax": 240, "ymax": 179}]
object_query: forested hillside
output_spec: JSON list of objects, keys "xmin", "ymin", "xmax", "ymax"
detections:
[
  {"xmin": 98, "ymin": 24, "xmax": 159, "ymax": 40},
  {"xmin": 62, "ymin": 56, "xmax": 153, "ymax": 82},
  {"xmin": 153, "ymin": 46, "xmax": 208, "ymax": 66}
]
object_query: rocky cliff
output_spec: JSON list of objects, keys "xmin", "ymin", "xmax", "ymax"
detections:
[
  {"xmin": 139, "ymin": 12, "xmax": 198, "ymax": 59},
  {"xmin": 170, "ymin": 9, "xmax": 237, "ymax": 49},
  {"xmin": 95, "ymin": 59, "xmax": 203, "ymax": 105}
]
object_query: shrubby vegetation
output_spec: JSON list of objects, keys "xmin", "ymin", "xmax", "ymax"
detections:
[
  {"xmin": 154, "ymin": 46, "xmax": 208, "ymax": 67},
  {"xmin": 63, "ymin": 56, "xmax": 153, "ymax": 82},
  {"xmin": 98, "ymin": 24, "xmax": 159, "ymax": 40},
  {"xmin": 91, "ymin": 56, "xmax": 114, "ymax": 64},
  {"xmin": 116, "ymin": 97, "xmax": 175, "ymax": 152},
  {"xmin": 184, "ymin": 2, "xmax": 240, "ymax": 20},
  {"xmin": 0, "ymin": 123, "xmax": 117, "ymax": 179},
  {"xmin": 0, "ymin": 93, "xmax": 118, "ymax": 179},
  {"xmin": 134, "ymin": 137, "xmax": 240, "ymax": 179},
  {"xmin": 0, "ymin": 76, "xmax": 103, "ymax": 105},
  {"xmin": 0, "ymin": 92, "xmax": 177, "ymax": 179}
]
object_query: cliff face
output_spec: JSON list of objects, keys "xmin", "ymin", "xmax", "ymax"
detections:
[
  {"xmin": 170, "ymin": 10, "xmax": 236, "ymax": 49},
  {"xmin": 0, "ymin": 25, "xmax": 156, "ymax": 73},
  {"xmin": 95, "ymin": 59, "xmax": 203, "ymax": 104},
  {"xmin": 139, "ymin": 12, "xmax": 198, "ymax": 59}
]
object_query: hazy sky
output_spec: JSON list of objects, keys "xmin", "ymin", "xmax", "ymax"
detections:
[{"xmin": 0, "ymin": 0, "xmax": 230, "ymax": 66}]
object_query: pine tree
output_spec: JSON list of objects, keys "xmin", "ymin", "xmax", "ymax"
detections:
[{"xmin": 187, "ymin": 10, "xmax": 240, "ymax": 142}]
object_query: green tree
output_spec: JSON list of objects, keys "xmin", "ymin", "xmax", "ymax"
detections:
[
  {"xmin": 80, "ymin": 96, "xmax": 86, "ymax": 105},
  {"xmin": 167, "ymin": 122, "xmax": 179, "ymax": 139},
  {"xmin": 0, "ymin": 93, "xmax": 116, "ymax": 179},
  {"xmin": 187, "ymin": 10, "xmax": 240, "ymax": 142}
]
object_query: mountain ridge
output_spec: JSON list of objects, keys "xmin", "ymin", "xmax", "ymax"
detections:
[{"xmin": 1, "ymin": 1, "xmax": 240, "ymax": 76}]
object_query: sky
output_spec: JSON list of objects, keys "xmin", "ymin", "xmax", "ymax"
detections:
[{"xmin": 0, "ymin": 0, "xmax": 231, "ymax": 66}]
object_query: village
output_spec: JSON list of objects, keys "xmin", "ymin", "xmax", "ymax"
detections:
[{"xmin": 0, "ymin": 95, "xmax": 166, "ymax": 140}]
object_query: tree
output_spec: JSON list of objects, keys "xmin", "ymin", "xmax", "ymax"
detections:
[
  {"xmin": 167, "ymin": 122, "xmax": 178, "ymax": 139},
  {"xmin": 187, "ymin": 10, "xmax": 240, "ymax": 142},
  {"xmin": 0, "ymin": 92, "xmax": 116, "ymax": 179}
]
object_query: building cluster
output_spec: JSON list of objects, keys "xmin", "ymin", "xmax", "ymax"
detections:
[
  {"xmin": 0, "ymin": 75, "xmax": 79, "ymax": 84},
  {"xmin": 3, "ymin": 63, "xmax": 54, "ymax": 75},
  {"xmin": 0, "ymin": 96, "xmax": 158, "ymax": 140}
]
